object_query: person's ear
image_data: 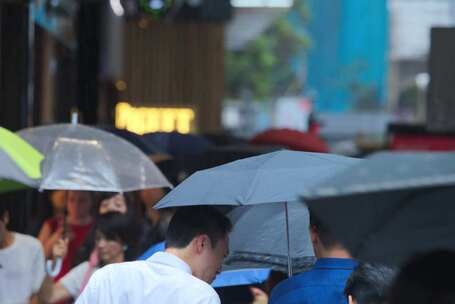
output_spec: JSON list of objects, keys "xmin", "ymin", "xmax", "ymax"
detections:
[
  {"xmin": 310, "ymin": 225, "xmax": 318, "ymax": 244},
  {"xmin": 3, "ymin": 211, "xmax": 9, "ymax": 226},
  {"xmin": 194, "ymin": 234, "xmax": 209, "ymax": 254},
  {"xmin": 348, "ymin": 294, "xmax": 356, "ymax": 304}
]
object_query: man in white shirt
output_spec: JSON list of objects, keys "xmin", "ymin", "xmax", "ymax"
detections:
[
  {"xmin": 76, "ymin": 206, "xmax": 232, "ymax": 304},
  {"xmin": 0, "ymin": 202, "xmax": 46, "ymax": 304}
]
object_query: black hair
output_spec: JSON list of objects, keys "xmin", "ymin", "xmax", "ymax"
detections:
[
  {"xmin": 308, "ymin": 208, "xmax": 339, "ymax": 249},
  {"xmin": 0, "ymin": 202, "xmax": 9, "ymax": 219},
  {"xmin": 72, "ymin": 192, "xmax": 144, "ymax": 266},
  {"xmin": 66, "ymin": 190, "xmax": 97, "ymax": 217},
  {"xmin": 165, "ymin": 206, "xmax": 232, "ymax": 249},
  {"xmin": 389, "ymin": 250, "xmax": 455, "ymax": 304},
  {"xmin": 95, "ymin": 212, "xmax": 142, "ymax": 261},
  {"xmin": 344, "ymin": 262, "xmax": 396, "ymax": 304},
  {"xmin": 95, "ymin": 192, "xmax": 142, "ymax": 220}
]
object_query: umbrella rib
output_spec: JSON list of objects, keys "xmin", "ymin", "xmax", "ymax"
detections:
[
  {"xmin": 241, "ymin": 152, "xmax": 283, "ymax": 203},
  {"xmin": 225, "ymin": 252, "xmax": 315, "ymax": 273},
  {"xmin": 101, "ymin": 132, "xmax": 139, "ymax": 191}
]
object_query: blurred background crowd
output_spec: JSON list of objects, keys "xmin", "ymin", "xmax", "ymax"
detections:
[{"xmin": 2, "ymin": 0, "xmax": 455, "ymax": 303}]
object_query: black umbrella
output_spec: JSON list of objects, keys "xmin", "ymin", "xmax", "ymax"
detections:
[
  {"xmin": 303, "ymin": 151, "xmax": 455, "ymax": 266},
  {"xmin": 98, "ymin": 126, "xmax": 165, "ymax": 156},
  {"xmin": 142, "ymin": 131, "xmax": 213, "ymax": 156}
]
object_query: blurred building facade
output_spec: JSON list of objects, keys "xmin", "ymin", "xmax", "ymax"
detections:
[
  {"xmin": 388, "ymin": 0, "xmax": 455, "ymax": 122},
  {"xmin": 305, "ymin": 0, "xmax": 389, "ymax": 113},
  {"xmin": 0, "ymin": 0, "xmax": 231, "ymax": 134}
]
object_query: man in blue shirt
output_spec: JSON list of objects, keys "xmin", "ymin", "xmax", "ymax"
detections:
[{"xmin": 270, "ymin": 208, "xmax": 357, "ymax": 304}]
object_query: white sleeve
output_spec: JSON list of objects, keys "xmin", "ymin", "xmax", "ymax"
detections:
[
  {"xmin": 196, "ymin": 295, "xmax": 221, "ymax": 304},
  {"xmin": 60, "ymin": 262, "xmax": 91, "ymax": 297},
  {"xmin": 32, "ymin": 241, "xmax": 46, "ymax": 293},
  {"xmin": 75, "ymin": 267, "xmax": 103, "ymax": 304},
  {"xmin": 75, "ymin": 266, "xmax": 118, "ymax": 304},
  {"xmin": 193, "ymin": 288, "xmax": 221, "ymax": 304}
]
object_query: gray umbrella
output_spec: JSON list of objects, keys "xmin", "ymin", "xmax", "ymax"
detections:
[
  {"xmin": 303, "ymin": 151, "xmax": 455, "ymax": 266},
  {"xmin": 156, "ymin": 150, "xmax": 360, "ymax": 275},
  {"xmin": 18, "ymin": 123, "xmax": 172, "ymax": 192},
  {"xmin": 224, "ymin": 202, "xmax": 316, "ymax": 273}
]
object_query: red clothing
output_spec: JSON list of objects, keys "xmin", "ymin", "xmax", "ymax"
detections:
[
  {"xmin": 251, "ymin": 128, "xmax": 329, "ymax": 153},
  {"xmin": 45, "ymin": 217, "xmax": 93, "ymax": 281}
]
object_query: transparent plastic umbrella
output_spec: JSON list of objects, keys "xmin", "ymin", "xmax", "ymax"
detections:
[
  {"xmin": 0, "ymin": 126, "xmax": 43, "ymax": 192},
  {"xmin": 17, "ymin": 123, "xmax": 172, "ymax": 192}
]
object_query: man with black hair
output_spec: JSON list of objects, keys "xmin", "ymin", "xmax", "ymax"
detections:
[
  {"xmin": 76, "ymin": 206, "xmax": 232, "ymax": 304},
  {"xmin": 269, "ymin": 208, "xmax": 357, "ymax": 304},
  {"xmin": 344, "ymin": 263, "xmax": 395, "ymax": 304},
  {"xmin": 0, "ymin": 202, "xmax": 46, "ymax": 303}
]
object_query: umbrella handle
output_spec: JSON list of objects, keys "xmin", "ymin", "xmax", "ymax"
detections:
[
  {"xmin": 46, "ymin": 257, "xmax": 63, "ymax": 278},
  {"xmin": 284, "ymin": 202, "xmax": 293, "ymax": 277},
  {"xmin": 62, "ymin": 190, "xmax": 69, "ymax": 238}
]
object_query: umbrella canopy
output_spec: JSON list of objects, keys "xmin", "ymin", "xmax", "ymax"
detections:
[
  {"xmin": 156, "ymin": 150, "xmax": 360, "ymax": 273},
  {"xmin": 0, "ymin": 127, "xmax": 43, "ymax": 192},
  {"xmin": 142, "ymin": 131, "xmax": 213, "ymax": 156},
  {"xmin": 250, "ymin": 128, "xmax": 329, "ymax": 153},
  {"xmin": 98, "ymin": 126, "xmax": 165, "ymax": 156},
  {"xmin": 224, "ymin": 202, "xmax": 316, "ymax": 273},
  {"xmin": 99, "ymin": 126, "xmax": 173, "ymax": 164},
  {"xmin": 303, "ymin": 151, "xmax": 455, "ymax": 266},
  {"xmin": 17, "ymin": 124, "xmax": 172, "ymax": 192},
  {"xmin": 156, "ymin": 150, "xmax": 358, "ymax": 207}
]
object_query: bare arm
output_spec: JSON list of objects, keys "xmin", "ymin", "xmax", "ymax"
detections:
[
  {"xmin": 38, "ymin": 238, "xmax": 71, "ymax": 303},
  {"xmin": 38, "ymin": 223, "xmax": 63, "ymax": 258},
  {"xmin": 250, "ymin": 287, "xmax": 268, "ymax": 304},
  {"xmin": 38, "ymin": 222, "xmax": 52, "ymax": 257},
  {"xmin": 38, "ymin": 276, "xmax": 72, "ymax": 304},
  {"xmin": 30, "ymin": 294, "xmax": 38, "ymax": 304}
]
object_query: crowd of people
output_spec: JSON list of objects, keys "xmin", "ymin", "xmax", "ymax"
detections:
[
  {"xmin": 0, "ymin": 188, "xmax": 172, "ymax": 303},
  {"xmin": 1, "ymin": 188, "xmax": 454, "ymax": 303}
]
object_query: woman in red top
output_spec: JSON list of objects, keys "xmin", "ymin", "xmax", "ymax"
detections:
[{"xmin": 38, "ymin": 190, "xmax": 94, "ymax": 280}]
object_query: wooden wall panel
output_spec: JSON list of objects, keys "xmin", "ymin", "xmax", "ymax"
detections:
[{"xmin": 120, "ymin": 20, "xmax": 225, "ymax": 132}]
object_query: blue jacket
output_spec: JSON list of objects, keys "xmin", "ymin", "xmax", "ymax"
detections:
[{"xmin": 270, "ymin": 258, "xmax": 357, "ymax": 304}]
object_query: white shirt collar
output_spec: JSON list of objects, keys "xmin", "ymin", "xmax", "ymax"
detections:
[{"xmin": 147, "ymin": 251, "xmax": 192, "ymax": 275}]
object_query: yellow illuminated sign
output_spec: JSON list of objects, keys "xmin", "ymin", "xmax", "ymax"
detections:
[{"xmin": 115, "ymin": 102, "xmax": 196, "ymax": 135}]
